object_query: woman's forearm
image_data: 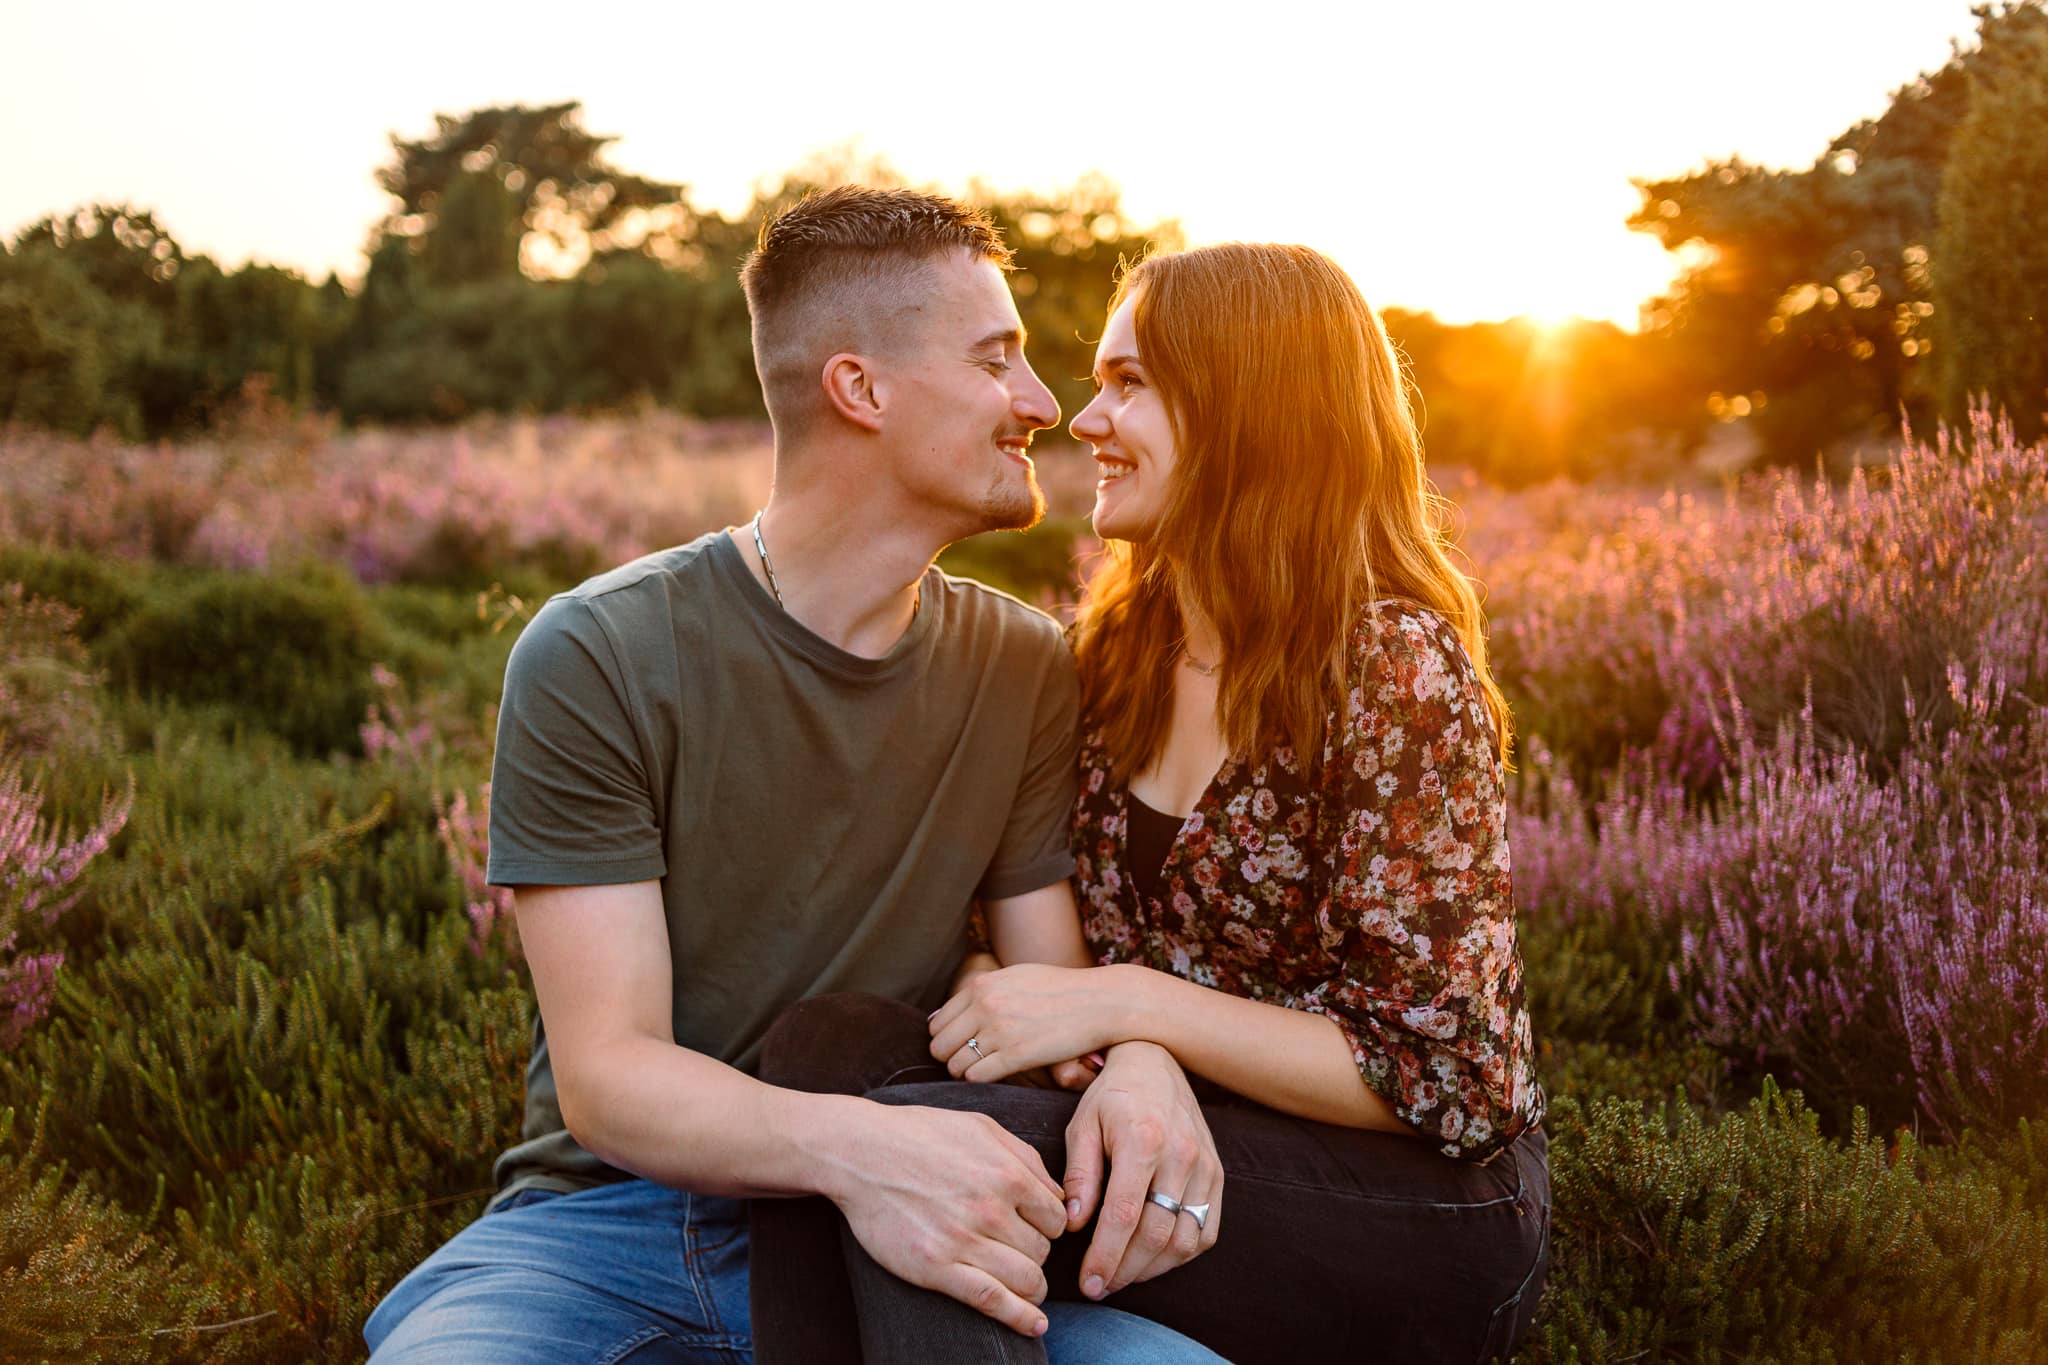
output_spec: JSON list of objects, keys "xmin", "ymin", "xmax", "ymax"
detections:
[{"xmin": 1110, "ymin": 964, "xmax": 1416, "ymax": 1134}]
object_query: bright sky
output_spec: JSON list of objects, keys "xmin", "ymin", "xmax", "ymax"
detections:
[{"xmin": 4, "ymin": 0, "xmax": 1983, "ymax": 327}]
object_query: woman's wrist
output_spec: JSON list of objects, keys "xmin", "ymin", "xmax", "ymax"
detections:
[{"xmin": 950, "ymin": 949, "xmax": 1000, "ymax": 993}]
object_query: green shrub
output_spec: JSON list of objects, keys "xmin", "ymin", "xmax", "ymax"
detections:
[
  {"xmin": 1531, "ymin": 1080, "xmax": 2048, "ymax": 1362},
  {"xmin": 0, "ymin": 542, "xmax": 145, "ymax": 641},
  {"xmin": 0, "ymin": 1092, "xmax": 224, "ymax": 1364},
  {"xmin": 101, "ymin": 565, "xmax": 388, "ymax": 755}
]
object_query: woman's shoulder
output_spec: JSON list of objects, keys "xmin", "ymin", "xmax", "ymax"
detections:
[
  {"xmin": 1336, "ymin": 597, "xmax": 1502, "ymax": 765},
  {"xmin": 1348, "ymin": 597, "xmax": 1468, "ymax": 672}
]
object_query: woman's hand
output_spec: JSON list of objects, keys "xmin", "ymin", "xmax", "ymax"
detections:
[{"xmin": 929, "ymin": 964, "xmax": 1130, "ymax": 1083}]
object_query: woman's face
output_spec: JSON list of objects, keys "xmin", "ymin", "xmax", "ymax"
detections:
[{"xmin": 1070, "ymin": 296, "xmax": 1177, "ymax": 543}]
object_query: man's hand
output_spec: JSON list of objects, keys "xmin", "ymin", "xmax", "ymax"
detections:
[
  {"xmin": 1060, "ymin": 1041, "xmax": 1223, "ymax": 1300},
  {"xmin": 830, "ymin": 1101, "xmax": 1069, "ymax": 1339}
]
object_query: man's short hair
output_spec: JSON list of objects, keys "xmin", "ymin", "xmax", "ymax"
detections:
[{"xmin": 740, "ymin": 186, "xmax": 1014, "ymax": 441}]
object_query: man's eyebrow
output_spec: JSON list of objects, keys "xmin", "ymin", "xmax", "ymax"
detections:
[{"xmin": 975, "ymin": 326, "xmax": 1025, "ymax": 350}]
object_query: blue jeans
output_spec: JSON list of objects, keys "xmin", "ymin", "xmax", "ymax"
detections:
[{"xmin": 364, "ymin": 1179, "xmax": 1227, "ymax": 1364}]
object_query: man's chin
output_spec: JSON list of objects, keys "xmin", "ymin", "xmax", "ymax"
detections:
[{"xmin": 977, "ymin": 475, "xmax": 1046, "ymax": 534}]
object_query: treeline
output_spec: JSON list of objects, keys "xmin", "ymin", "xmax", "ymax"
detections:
[
  {"xmin": 1, "ymin": 2, "xmax": 2043, "ymax": 482},
  {"xmin": 0, "ymin": 121, "xmax": 1170, "ymax": 447}
]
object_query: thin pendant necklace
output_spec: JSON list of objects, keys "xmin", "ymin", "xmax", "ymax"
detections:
[
  {"xmin": 751, "ymin": 509, "xmax": 918, "ymax": 621},
  {"xmin": 750, "ymin": 511, "xmax": 785, "ymax": 606}
]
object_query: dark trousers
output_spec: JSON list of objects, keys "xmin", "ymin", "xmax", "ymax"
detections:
[{"xmin": 748, "ymin": 993, "xmax": 1550, "ymax": 1365}]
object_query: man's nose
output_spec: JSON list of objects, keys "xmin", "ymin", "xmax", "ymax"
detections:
[{"xmin": 1013, "ymin": 365, "xmax": 1060, "ymax": 432}]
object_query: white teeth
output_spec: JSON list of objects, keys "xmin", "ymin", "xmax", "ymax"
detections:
[{"xmin": 1098, "ymin": 463, "xmax": 1133, "ymax": 481}]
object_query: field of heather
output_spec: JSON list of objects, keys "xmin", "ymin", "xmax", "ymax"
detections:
[{"xmin": 2, "ymin": 412, "xmax": 2044, "ymax": 1362}]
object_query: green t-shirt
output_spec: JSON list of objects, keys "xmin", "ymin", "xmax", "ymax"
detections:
[{"xmin": 485, "ymin": 529, "xmax": 1080, "ymax": 1203}]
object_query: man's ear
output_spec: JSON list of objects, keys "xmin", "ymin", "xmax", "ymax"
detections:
[{"xmin": 820, "ymin": 353, "xmax": 885, "ymax": 433}]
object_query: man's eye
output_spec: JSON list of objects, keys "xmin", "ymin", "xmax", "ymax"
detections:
[{"xmin": 983, "ymin": 358, "xmax": 1012, "ymax": 375}]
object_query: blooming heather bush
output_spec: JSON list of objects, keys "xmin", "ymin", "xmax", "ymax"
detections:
[
  {"xmin": 0, "ymin": 410, "xmax": 774, "ymax": 588},
  {"xmin": 0, "ymin": 752, "xmax": 129, "ymax": 1047},
  {"xmin": 1485, "ymin": 410, "xmax": 2048, "ymax": 792},
  {"xmin": 1515, "ymin": 670, "xmax": 2048, "ymax": 1135},
  {"xmin": 438, "ymin": 785, "xmax": 516, "ymax": 960}
]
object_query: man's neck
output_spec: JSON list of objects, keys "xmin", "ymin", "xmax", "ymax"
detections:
[{"xmin": 734, "ymin": 481, "xmax": 946, "ymax": 659}]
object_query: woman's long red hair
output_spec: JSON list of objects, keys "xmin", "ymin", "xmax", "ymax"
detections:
[{"xmin": 1071, "ymin": 243, "xmax": 1513, "ymax": 776}]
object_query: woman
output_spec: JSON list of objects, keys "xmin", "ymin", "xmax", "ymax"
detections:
[{"xmin": 757, "ymin": 244, "xmax": 1548, "ymax": 1364}]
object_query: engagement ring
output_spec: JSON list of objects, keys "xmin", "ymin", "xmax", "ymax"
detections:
[{"xmin": 966, "ymin": 1037, "xmax": 986, "ymax": 1061}]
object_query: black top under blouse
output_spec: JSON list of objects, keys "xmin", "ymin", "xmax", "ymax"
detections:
[{"xmin": 1123, "ymin": 792, "xmax": 1187, "ymax": 905}]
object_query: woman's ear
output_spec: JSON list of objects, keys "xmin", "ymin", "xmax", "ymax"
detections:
[{"xmin": 820, "ymin": 352, "xmax": 885, "ymax": 433}]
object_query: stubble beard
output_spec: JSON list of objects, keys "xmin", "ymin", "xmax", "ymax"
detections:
[{"xmin": 979, "ymin": 463, "xmax": 1046, "ymax": 534}]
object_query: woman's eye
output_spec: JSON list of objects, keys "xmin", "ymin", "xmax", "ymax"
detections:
[{"xmin": 1118, "ymin": 371, "xmax": 1142, "ymax": 392}]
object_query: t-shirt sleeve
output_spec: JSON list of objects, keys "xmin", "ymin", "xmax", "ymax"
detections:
[
  {"xmin": 1295, "ymin": 607, "xmax": 1539, "ymax": 1162},
  {"xmin": 976, "ymin": 630, "xmax": 1082, "ymax": 901},
  {"xmin": 487, "ymin": 595, "xmax": 668, "ymax": 888}
]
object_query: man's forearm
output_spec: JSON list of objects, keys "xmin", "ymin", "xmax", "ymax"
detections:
[{"xmin": 563, "ymin": 1037, "xmax": 877, "ymax": 1200}]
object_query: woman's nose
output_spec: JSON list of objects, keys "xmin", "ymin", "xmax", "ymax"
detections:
[{"xmin": 1070, "ymin": 392, "xmax": 1109, "ymax": 443}]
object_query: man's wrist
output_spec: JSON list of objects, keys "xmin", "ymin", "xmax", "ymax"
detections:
[
  {"xmin": 1100, "ymin": 1036, "xmax": 1173, "ymax": 1068},
  {"xmin": 1101, "ymin": 964, "xmax": 1170, "ymax": 1056},
  {"xmin": 760, "ymin": 1088, "xmax": 880, "ymax": 1202}
]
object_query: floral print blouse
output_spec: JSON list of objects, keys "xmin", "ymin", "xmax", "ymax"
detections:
[{"xmin": 1075, "ymin": 602, "xmax": 1545, "ymax": 1161}]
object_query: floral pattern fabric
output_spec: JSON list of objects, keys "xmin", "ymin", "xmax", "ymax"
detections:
[{"xmin": 1075, "ymin": 602, "xmax": 1545, "ymax": 1161}]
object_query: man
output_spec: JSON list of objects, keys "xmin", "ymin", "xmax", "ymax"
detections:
[{"xmin": 364, "ymin": 187, "xmax": 1223, "ymax": 1362}]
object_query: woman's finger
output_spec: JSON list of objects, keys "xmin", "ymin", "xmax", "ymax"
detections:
[
  {"xmin": 928, "ymin": 1011, "xmax": 984, "ymax": 1067},
  {"xmin": 927, "ymin": 990, "xmax": 970, "ymax": 1038},
  {"xmin": 1049, "ymin": 1059, "xmax": 1096, "ymax": 1091}
]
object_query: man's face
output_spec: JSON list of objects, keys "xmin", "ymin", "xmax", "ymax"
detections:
[{"xmin": 883, "ymin": 251, "xmax": 1060, "ymax": 535}]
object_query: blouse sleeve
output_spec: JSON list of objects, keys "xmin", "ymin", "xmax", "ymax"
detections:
[{"xmin": 1295, "ymin": 606, "xmax": 1540, "ymax": 1161}]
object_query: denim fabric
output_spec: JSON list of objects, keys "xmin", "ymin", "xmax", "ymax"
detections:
[
  {"xmin": 366, "ymin": 1175, "xmax": 1223, "ymax": 1363},
  {"xmin": 364, "ymin": 1179, "xmax": 751, "ymax": 1364}
]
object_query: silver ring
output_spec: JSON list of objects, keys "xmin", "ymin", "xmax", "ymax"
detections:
[
  {"xmin": 1145, "ymin": 1190, "xmax": 1182, "ymax": 1216},
  {"xmin": 1179, "ymin": 1202, "xmax": 1211, "ymax": 1231},
  {"xmin": 966, "ymin": 1037, "xmax": 986, "ymax": 1061}
]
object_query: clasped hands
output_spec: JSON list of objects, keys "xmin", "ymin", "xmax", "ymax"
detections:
[{"xmin": 929, "ymin": 964, "xmax": 1225, "ymax": 1302}]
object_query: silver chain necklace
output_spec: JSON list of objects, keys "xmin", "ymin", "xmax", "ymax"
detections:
[
  {"xmin": 750, "ymin": 509, "xmax": 919, "ymax": 621},
  {"xmin": 750, "ymin": 511, "xmax": 785, "ymax": 606}
]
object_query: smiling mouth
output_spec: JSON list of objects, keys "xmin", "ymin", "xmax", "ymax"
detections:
[
  {"xmin": 1095, "ymin": 455, "xmax": 1135, "ymax": 483},
  {"xmin": 996, "ymin": 436, "xmax": 1034, "ymax": 465}
]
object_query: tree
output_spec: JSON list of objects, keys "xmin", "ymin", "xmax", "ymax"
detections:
[
  {"xmin": 373, "ymin": 102, "xmax": 689, "ymax": 279},
  {"xmin": 1627, "ymin": 83, "xmax": 1962, "ymax": 467},
  {"xmin": 0, "ymin": 208, "xmax": 183, "ymax": 435},
  {"xmin": 1935, "ymin": 3, "xmax": 2048, "ymax": 439},
  {"xmin": 1628, "ymin": 2, "xmax": 2048, "ymax": 468},
  {"xmin": 0, "ymin": 248, "xmax": 157, "ymax": 436}
]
